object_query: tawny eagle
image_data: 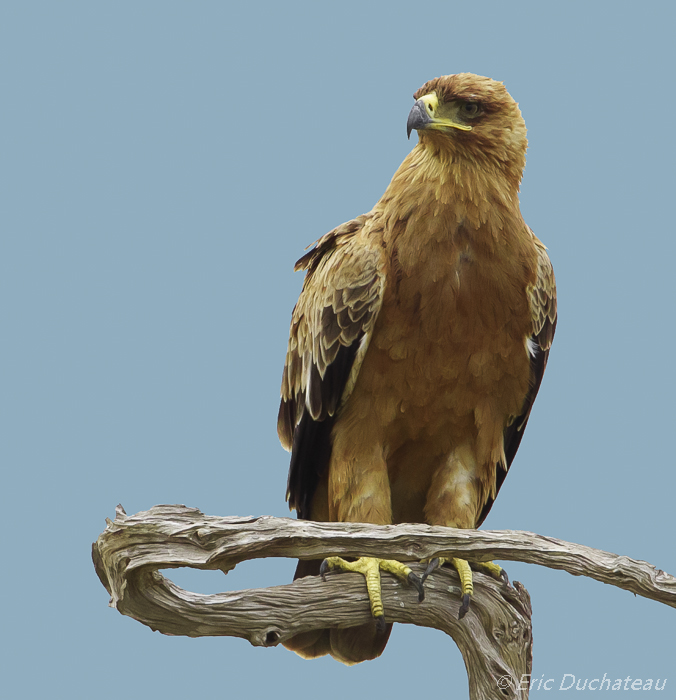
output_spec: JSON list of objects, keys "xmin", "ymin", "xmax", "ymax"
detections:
[{"xmin": 277, "ymin": 73, "xmax": 556, "ymax": 665}]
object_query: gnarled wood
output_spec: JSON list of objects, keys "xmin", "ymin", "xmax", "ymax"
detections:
[{"xmin": 93, "ymin": 505, "xmax": 676, "ymax": 700}]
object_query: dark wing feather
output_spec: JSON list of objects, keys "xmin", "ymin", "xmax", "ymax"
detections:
[
  {"xmin": 278, "ymin": 216, "xmax": 385, "ymax": 519},
  {"xmin": 477, "ymin": 236, "xmax": 557, "ymax": 527}
]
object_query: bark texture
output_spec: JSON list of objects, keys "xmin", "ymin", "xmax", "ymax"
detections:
[{"xmin": 93, "ymin": 504, "xmax": 676, "ymax": 700}]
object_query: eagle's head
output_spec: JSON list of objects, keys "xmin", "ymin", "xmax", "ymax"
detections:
[{"xmin": 407, "ymin": 73, "xmax": 527, "ymax": 181}]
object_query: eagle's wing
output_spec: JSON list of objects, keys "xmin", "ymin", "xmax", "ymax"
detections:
[
  {"xmin": 477, "ymin": 234, "xmax": 557, "ymax": 526},
  {"xmin": 278, "ymin": 215, "xmax": 386, "ymax": 518}
]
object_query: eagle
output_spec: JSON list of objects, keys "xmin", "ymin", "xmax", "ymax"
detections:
[{"xmin": 277, "ymin": 73, "xmax": 557, "ymax": 665}]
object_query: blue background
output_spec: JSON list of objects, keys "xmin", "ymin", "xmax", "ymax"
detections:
[{"xmin": 4, "ymin": 1, "xmax": 674, "ymax": 696}]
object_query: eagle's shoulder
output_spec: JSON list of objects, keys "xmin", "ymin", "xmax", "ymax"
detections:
[{"xmin": 278, "ymin": 215, "xmax": 386, "ymax": 516}]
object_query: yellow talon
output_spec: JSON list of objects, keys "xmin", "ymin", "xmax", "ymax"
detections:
[
  {"xmin": 474, "ymin": 560, "xmax": 508, "ymax": 584},
  {"xmin": 421, "ymin": 556, "xmax": 509, "ymax": 618},
  {"xmin": 320, "ymin": 556, "xmax": 423, "ymax": 626},
  {"xmin": 451, "ymin": 557, "xmax": 474, "ymax": 596},
  {"xmin": 423, "ymin": 556, "xmax": 496, "ymax": 618}
]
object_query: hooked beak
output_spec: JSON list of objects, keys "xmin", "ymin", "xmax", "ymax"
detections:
[
  {"xmin": 406, "ymin": 94, "xmax": 472, "ymax": 139},
  {"xmin": 407, "ymin": 99, "xmax": 431, "ymax": 139}
]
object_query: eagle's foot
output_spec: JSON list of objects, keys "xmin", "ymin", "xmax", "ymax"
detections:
[
  {"xmin": 421, "ymin": 556, "xmax": 474, "ymax": 618},
  {"xmin": 421, "ymin": 557, "xmax": 509, "ymax": 618},
  {"xmin": 473, "ymin": 560, "xmax": 510, "ymax": 587},
  {"xmin": 320, "ymin": 556, "xmax": 424, "ymax": 630}
]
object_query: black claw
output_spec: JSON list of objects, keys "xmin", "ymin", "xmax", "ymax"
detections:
[
  {"xmin": 375, "ymin": 615, "xmax": 387, "ymax": 634},
  {"xmin": 319, "ymin": 559, "xmax": 330, "ymax": 580},
  {"xmin": 408, "ymin": 571, "xmax": 425, "ymax": 602},
  {"xmin": 421, "ymin": 557, "xmax": 440, "ymax": 584},
  {"xmin": 458, "ymin": 593, "xmax": 471, "ymax": 619}
]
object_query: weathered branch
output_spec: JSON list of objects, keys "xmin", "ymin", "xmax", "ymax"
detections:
[{"xmin": 93, "ymin": 505, "xmax": 675, "ymax": 700}]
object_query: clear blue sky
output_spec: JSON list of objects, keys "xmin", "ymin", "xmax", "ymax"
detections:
[{"xmin": 4, "ymin": 2, "xmax": 674, "ymax": 696}]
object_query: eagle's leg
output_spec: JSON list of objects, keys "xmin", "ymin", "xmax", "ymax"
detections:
[
  {"xmin": 320, "ymin": 556, "xmax": 424, "ymax": 630},
  {"xmin": 421, "ymin": 446, "xmax": 512, "ymax": 618}
]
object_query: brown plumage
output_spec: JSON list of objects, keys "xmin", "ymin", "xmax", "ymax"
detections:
[{"xmin": 278, "ymin": 73, "xmax": 556, "ymax": 664}]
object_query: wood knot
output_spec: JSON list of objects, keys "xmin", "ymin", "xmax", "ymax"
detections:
[{"xmin": 260, "ymin": 627, "xmax": 282, "ymax": 647}]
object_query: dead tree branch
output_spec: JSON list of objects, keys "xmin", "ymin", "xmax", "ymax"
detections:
[{"xmin": 92, "ymin": 504, "xmax": 676, "ymax": 700}]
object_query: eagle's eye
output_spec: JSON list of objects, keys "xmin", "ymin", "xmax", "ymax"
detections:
[{"xmin": 461, "ymin": 102, "xmax": 481, "ymax": 117}]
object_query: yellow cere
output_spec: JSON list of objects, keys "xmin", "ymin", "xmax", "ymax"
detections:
[{"xmin": 420, "ymin": 91, "xmax": 472, "ymax": 132}]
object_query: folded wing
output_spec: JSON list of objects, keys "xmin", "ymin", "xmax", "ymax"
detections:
[
  {"xmin": 278, "ymin": 216, "xmax": 386, "ymax": 519},
  {"xmin": 477, "ymin": 234, "xmax": 557, "ymax": 526}
]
